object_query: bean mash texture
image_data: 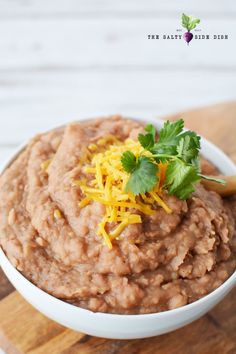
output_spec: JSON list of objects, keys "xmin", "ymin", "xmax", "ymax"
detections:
[{"xmin": 0, "ymin": 116, "xmax": 235, "ymax": 314}]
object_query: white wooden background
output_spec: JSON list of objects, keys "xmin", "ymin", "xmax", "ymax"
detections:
[{"xmin": 0, "ymin": 0, "xmax": 236, "ymax": 164}]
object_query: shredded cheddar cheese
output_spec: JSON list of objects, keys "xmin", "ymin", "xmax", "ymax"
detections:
[
  {"xmin": 40, "ymin": 159, "xmax": 51, "ymax": 172},
  {"xmin": 75, "ymin": 136, "xmax": 171, "ymax": 248},
  {"xmin": 54, "ymin": 209, "xmax": 62, "ymax": 220}
]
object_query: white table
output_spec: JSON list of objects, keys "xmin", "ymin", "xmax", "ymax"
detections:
[{"xmin": 0, "ymin": 0, "xmax": 235, "ymax": 161}]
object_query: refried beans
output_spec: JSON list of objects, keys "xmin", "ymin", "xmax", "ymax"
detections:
[{"xmin": 0, "ymin": 116, "xmax": 235, "ymax": 314}]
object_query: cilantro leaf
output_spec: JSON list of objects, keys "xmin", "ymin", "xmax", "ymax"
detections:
[
  {"xmin": 176, "ymin": 132, "xmax": 200, "ymax": 163},
  {"xmin": 145, "ymin": 124, "xmax": 156, "ymax": 141},
  {"xmin": 158, "ymin": 119, "xmax": 184, "ymax": 145},
  {"xmin": 152, "ymin": 121, "xmax": 201, "ymax": 163},
  {"xmin": 151, "ymin": 144, "xmax": 177, "ymax": 162},
  {"xmin": 125, "ymin": 157, "xmax": 158, "ymax": 195},
  {"xmin": 121, "ymin": 151, "xmax": 137, "ymax": 173},
  {"xmin": 138, "ymin": 133, "xmax": 155, "ymax": 150},
  {"xmin": 138, "ymin": 124, "xmax": 156, "ymax": 150},
  {"xmin": 191, "ymin": 156, "xmax": 201, "ymax": 171},
  {"xmin": 151, "ymin": 119, "xmax": 185, "ymax": 160},
  {"xmin": 165, "ymin": 159, "xmax": 201, "ymax": 199},
  {"xmin": 180, "ymin": 131, "xmax": 201, "ymax": 149}
]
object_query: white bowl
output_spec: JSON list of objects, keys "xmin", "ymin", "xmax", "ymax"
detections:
[{"xmin": 0, "ymin": 117, "xmax": 236, "ymax": 339}]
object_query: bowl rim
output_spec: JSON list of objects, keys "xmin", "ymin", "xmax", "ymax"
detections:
[{"xmin": 0, "ymin": 116, "xmax": 236, "ymax": 320}]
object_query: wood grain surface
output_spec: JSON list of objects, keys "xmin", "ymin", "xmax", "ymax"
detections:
[{"xmin": 0, "ymin": 102, "xmax": 236, "ymax": 354}]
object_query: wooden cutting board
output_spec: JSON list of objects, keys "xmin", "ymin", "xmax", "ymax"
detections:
[{"xmin": 0, "ymin": 101, "xmax": 236, "ymax": 354}]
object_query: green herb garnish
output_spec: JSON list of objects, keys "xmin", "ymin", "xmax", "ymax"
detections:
[
  {"xmin": 121, "ymin": 119, "xmax": 225, "ymax": 200},
  {"xmin": 122, "ymin": 154, "xmax": 158, "ymax": 195}
]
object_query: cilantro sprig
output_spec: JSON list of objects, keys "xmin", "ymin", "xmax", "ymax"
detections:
[
  {"xmin": 121, "ymin": 119, "xmax": 225, "ymax": 200},
  {"xmin": 121, "ymin": 153, "xmax": 158, "ymax": 195}
]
